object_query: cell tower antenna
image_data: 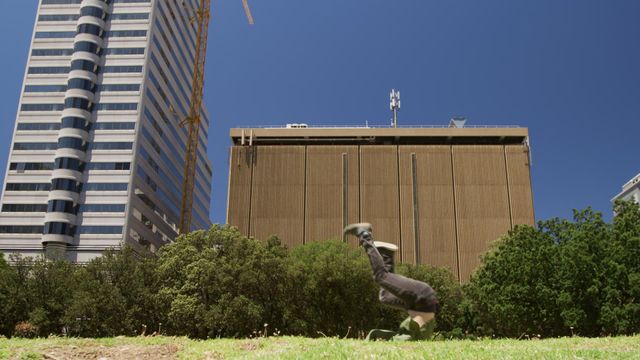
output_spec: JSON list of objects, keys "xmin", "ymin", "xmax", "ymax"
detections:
[{"xmin": 390, "ymin": 89, "xmax": 400, "ymax": 128}]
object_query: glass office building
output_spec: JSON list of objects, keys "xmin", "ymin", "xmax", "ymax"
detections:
[{"xmin": 0, "ymin": 0, "xmax": 212, "ymax": 261}]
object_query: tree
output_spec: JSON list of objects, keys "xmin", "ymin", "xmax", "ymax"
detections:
[
  {"xmin": 466, "ymin": 225, "xmax": 563, "ymax": 337},
  {"xmin": 599, "ymin": 200, "xmax": 640, "ymax": 335},
  {"xmin": 155, "ymin": 225, "xmax": 290, "ymax": 338},
  {"xmin": 284, "ymin": 240, "xmax": 381, "ymax": 337},
  {"xmin": 544, "ymin": 208, "xmax": 610, "ymax": 337},
  {"xmin": 63, "ymin": 247, "xmax": 161, "ymax": 337}
]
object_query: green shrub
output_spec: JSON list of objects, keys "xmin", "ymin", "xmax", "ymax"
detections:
[
  {"xmin": 155, "ymin": 225, "xmax": 289, "ymax": 338},
  {"xmin": 284, "ymin": 240, "xmax": 381, "ymax": 337},
  {"xmin": 465, "ymin": 225, "xmax": 563, "ymax": 337},
  {"xmin": 395, "ymin": 263, "xmax": 464, "ymax": 334}
]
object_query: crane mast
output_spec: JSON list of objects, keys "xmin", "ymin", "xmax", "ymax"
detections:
[
  {"xmin": 179, "ymin": 0, "xmax": 211, "ymax": 234},
  {"xmin": 179, "ymin": 0, "xmax": 254, "ymax": 234}
]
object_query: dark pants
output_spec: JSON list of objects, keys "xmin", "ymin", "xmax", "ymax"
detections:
[{"xmin": 360, "ymin": 233, "xmax": 438, "ymax": 313}]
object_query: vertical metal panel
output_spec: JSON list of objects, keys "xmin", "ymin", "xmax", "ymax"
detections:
[
  {"xmin": 399, "ymin": 146, "xmax": 459, "ymax": 278},
  {"xmin": 227, "ymin": 146, "xmax": 253, "ymax": 236},
  {"xmin": 305, "ymin": 146, "xmax": 359, "ymax": 245},
  {"xmin": 505, "ymin": 145, "xmax": 535, "ymax": 226},
  {"xmin": 411, "ymin": 153, "xmax": 420, "ymax": 264},
  {"xmin": 453, "ymin": 145, "xmax": 511, "ymax": 282},
  {"xmin": 250, "ymin": 145, "xmax": 305, "ymax": 249},
  {"xmin": 360, "ymin": 145, "xmax": 401, "ymax": 250}
]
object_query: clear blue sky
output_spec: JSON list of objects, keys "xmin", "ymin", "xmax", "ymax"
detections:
[{"xmin": 0, "ymin": 1, "xmax": 638, "ymax": 224}]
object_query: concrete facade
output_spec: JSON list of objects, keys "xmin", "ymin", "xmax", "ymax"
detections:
[
  {"xmin": 227, "ymin": 126, "xmax": 535, "ymax": 282},
  {"xmin": 612, "ymin": 173, "xmax": 640, "ymax": 205}
]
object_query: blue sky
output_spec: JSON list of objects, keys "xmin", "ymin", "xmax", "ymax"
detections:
[{"xmin": 0, "ymin": 0, "xmax": 638, "ymax": 224}]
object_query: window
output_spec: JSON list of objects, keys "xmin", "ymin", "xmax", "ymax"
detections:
[
  {"xmin": 61, "ymin": 117, "xmax": 90, "ymax": 131},
  {"xmin": 0, "ymin": 225, "xmax": 43, "ymax": 234},
  {"xmin": 54, "ymin": 156, "xmax": 85, "ymax": 171},
  {"xmin": 80, "ymin": 6, "xmax": 106, "ymax": 20},
  {"xmin": 102, "ymin": 65, "xmax": 143, "ymax": 73},
  {"xmin": 35, "ymin": 32, "xmax": 76, "ymax": 39},
  {"xmin": 79, "ymin": 204, "xmax": 125, "ymax": 212},
  {"xmin": 13, "ymin": 143, "xmax": 57, "ymax": 151},
  {"xmin": 94, "ymin": 122, "xmax": 135, "ymax": 130},
  {"xmin": 5, "ymin": 183, "xmax": 51, "ymax": 191},
  {"xmin": 57, "ymin": 137, "xmax": 87, "ymax": 151},
  {"xmin": 38, "ymin": 14, "xmax": 79, "ymax": 22},
  {"xmin": 78, "ymin": 226, "xmax": 123, "ymax": 234},
  {"xmin": 110, "ymin": 13, "xmax": 149, "ymax": 20},
  {"xmin": 67, "ymin": 78, "xmax": 95, "ymax": 92},
  {"xmin": 24, "ymin": 85, "xmax": 67, "ymax": 93},
  {"xmin": 47, "ymin": 199, "xmax": 77, "ymax": 214},
  {"xmin": 89, "ymin": 142, "xmax": 133, "ymax": 150},
  {"xmin": 21, "ymin": 104, "xmax": 64, "ymax": 111},
  {"xmin": 9, "ymin": 162, "xmax": 54, "ymax": 171},
  {"xmin": 96, "ymin": 84, "xmax": 139, "ymax": 92},
  {"xmin": 2, "ymin": 204, "xmax": 48, "ymax": 212},
  {"xmin": 64, "ymin": 97, "xmax": 93, "ymax": 111},
  {"xmin": 70, "ymin": 59, "xmax": 99, "ymax": 73},
  {"xmin": 87, "ymin": 162, "xmax": 130, "ymax": 170},
  {"xmin": 28, "ymin": 66, "xmax": 69, "ymax": 74},
  {"xmin": 95, "ymin": 103, "xmax": 137, "ymax": 111},
  {"xmin": 106, "ymin": 30, "xmax": 147, "ymax": 38},
  {"xmin": 77, "ymin": 23, "xmax": 104, "ymax": 37},
  {"xmin": 104, "ymin": 47, "xmax": 144, "ymax": 55},
  {"xmin": 51, "ymin": 178, "xmax": 82, "ymax": 192},
  {"xmin": 17, "ymin": 123, "xmax": 60, "ymax": 131},
  {"xmin": 43, "ymin": 222, "xmax": 75, "ymax": 236},
  {"xmin": 84, "ymin": 183, "xmax": 128, "ymax": 191},
  {"xmin": 31, "ymin": 48, "xmax": 74, "ymax": 56},
  {"xmin": 42, "ymin": 0, "xmax": 81, "ymax": 4},
  {"xmin": 73, "ymin": 41, "xmax": 101, "ymax": 55}
]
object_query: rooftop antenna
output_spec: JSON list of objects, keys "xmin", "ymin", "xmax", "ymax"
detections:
[{"xmin": 390, "ymin": 89, "xmax": 400, "ymax": 128}]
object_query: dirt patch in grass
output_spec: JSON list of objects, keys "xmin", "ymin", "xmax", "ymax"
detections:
[{"xmin": 40, "ymin": 343, "xmax": 180, "ymax": 360}]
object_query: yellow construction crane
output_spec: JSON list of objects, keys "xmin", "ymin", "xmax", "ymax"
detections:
[{"xmin": 179, "ymin": 0, "xmax": 254, "ymax": 234}]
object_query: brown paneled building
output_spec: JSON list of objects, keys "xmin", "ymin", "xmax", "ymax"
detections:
[{"xmin": 226, "ymin": 126, "xmax": 534, "ymax": 282}]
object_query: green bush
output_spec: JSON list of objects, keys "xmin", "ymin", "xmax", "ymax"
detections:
[
  {"xmin": 154, "ymin": 225, "xmax": 289, "ymax": 338},
  {"xmin": 284, "ymin": 240, "xmax": 381, "ymax": 337},
  {"xmin": 395, "ymin": 263, "xmax": 464, "ymax": 334},
  {"xmin": 465, "ymin": 225, "xmax": 564, "ymax": 337}
]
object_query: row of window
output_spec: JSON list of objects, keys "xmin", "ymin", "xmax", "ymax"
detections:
[
  {"xmin": 5, "ymin": 183, "xmax": 51, "ymax": 191},
  {"xmin": 39, "ymin": 13, "xmax": 149, "ymax": 22},
  {"xmin": 2, "ymin": 204, "xmax": 47, "ymax": 212},
  {"xmin": 27, "ymin": 83, "xmax": 140, "ymax": 93},
  {"xmin": 20, "ymin": 102, "xmax": 138, "ymax": 112},
  {"xmin": 35, "ymin": 30, "xmax": 147, "ymax": 39},
  {"xmin": 8, "ymin": 162, "xmax": 130, "ymax": 171},
  {"xmin": 42, "ymin": 0, "xmax": 149, "ymax": 4},
  {"xmin": 46, "ymin": 201, "xmax": 127, "ymax": 214},
  {"xmin": 17, "ymin": 120, "xmax": 135, "ymax": 131},
  {"xmin": 28, "ymin": 65, "xmax": 143, "ymax": 74},
  {"xmin": 32, "ymin": 47, "xmax": 145, "ymax": 57},
  {"xmin": 41, "ymin": 223, "xmax": 123, "ymax": 236},
  {"xmin": 13, "ymin": 142, "xmax": 133, "ymax": 151}
]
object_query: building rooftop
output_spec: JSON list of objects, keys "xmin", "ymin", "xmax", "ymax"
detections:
[{"xmin": 230, "ymin": 124, "xmax": 529, "ymax": 146}]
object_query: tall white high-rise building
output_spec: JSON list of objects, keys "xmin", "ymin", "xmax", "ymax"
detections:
[{"xmin": 0, "ymin": 0, "xmax": 212, "ymax": 261}]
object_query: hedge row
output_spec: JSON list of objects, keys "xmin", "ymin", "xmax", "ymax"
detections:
[{"xmin": 0, "ymin": 200, "xmax": 637, "ymax": 339}]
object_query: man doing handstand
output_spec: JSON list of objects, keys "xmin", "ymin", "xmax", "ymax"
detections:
[{"xmin": 344, "ymin": 222, "xmax": 439, "ymax": 341}]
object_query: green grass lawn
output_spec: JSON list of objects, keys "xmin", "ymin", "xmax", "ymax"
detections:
[{"xmin": 1, "ymin": 335, "xmax": 639, "ymax": 359}]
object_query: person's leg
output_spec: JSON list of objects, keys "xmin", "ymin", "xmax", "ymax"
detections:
[
  {"xmin": 379, "ymin": 288, "xmax": 407, "ymax": 309},
  {"xmin": 360, "ymin": 232, "xmax": 438, "ymax": 312}
]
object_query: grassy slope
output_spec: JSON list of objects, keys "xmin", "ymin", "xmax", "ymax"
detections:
[{"xmin": 1, "ymin": 335, "xmax": 639, "ymax": 359}]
